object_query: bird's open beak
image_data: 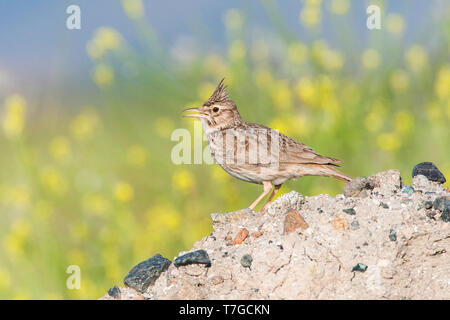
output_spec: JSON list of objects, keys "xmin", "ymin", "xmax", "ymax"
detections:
[{"xmin": 182, "ymin": 107, "xmax": 208, "ymax": 119}]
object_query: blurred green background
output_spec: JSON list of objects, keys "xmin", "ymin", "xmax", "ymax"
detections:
[{"xmin": 0, "ymin": 0, "xmax": 449, "ymax": 299}]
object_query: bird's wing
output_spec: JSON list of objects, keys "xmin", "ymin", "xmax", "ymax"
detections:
[
  {"xmin": 240, "ymin": 123, "xmax": 342, "ymax": 166},
  {"xmin": 279, "ymin": 134, "xmax": 342, "ymax": 165}
]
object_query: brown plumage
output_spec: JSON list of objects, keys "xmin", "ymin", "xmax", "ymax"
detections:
[{"xmin": 183, "ymin": 78, "xmax": 351, "ymax": 212}]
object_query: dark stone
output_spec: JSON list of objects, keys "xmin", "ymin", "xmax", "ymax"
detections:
[
  {"xmin": 380, "ymin": 202, "xmax": 389, "ymax": 209},
  {"xmin": 433, "ymin": 197, "xmax": 450, "ymax": 222},
  {"xmin": 124, "ymin": 254, "xmax": 171, "ymax": 293},
  {"xmin": 441, "ymin": 207, "xmax": 450, "ymax": 222},
  {"xmin": 401, "ymin": 186, "xmax": 414, "ymax": 196},
  {"xmin": 389, "ymin": 229, "xmax": 397, "ymax": 241},
  {"xmin": 412, "ymin": 162, "xmax": 446, "ymax": 184},
  {"xmin": 351, "ymin": 220, "xmax": 360, "ymax": 230},
  {"xmin": 424, "ymin": 201, "xmax": 433, "ymax": 210},
  {"xmin": 433, "ymin": 196, "xmax": 450, "ymax": 212},
  {"xmin": 352, "ymin": 263, "xmax": 368, "ymax": 272},
  {"xmin": 240, "ymin": 254, "xmax": 253, "ymax": 268},
  {"xmin": 343, "ymin": 208, "xmax": 356, "ymax": 215},
  {"xmin": 107, "ymin": 286, "xmax": 121, "ymax": 298},
  {"xmin": 174, "ymin": 249, "xmax": 211, "ymax": 268}
]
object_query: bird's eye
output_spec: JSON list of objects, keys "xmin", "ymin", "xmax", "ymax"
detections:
[{"xmin": 213, "ymin": 107, "xmax": 219, "ymax": 112}]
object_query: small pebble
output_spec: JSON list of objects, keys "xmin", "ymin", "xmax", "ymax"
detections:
[
  {"xmin": 351, "ymin": 220, "xmax": 360, "ymax": 230},
  {"xmin": 380, "ymin": 202, "xmax": 389, "ymax": 209},
  {"xmin": 233, "ymin": 228, "xmax": 249, "ymax": 245},
  {"xmin": 433, "ymin": 196, "xmax": 450, "ymax": 212},
  {"xmin": 389, "ymin": 229, "xmax": 397, "ymax": 241},
  {"xmin": 174, "ymin": 250, "xmax": 211, "ymax": 268},
  {"xmin": 240, "ymin": 254, "xmax": 253, "ymax": 268},
  {"xmin": 441, "ymin": 208, "xmax": 450, "ymax": 222},
  {"xmin": 424, "ymin": 201, "xmax": 433, "ymax": 210},
  {"xmin": 343, "ymin": 208, "xmax": 356, "ymax": 215},
  {"xmin": 352, "ymin": 263, "xmax": 368, "ymax": 272},
  {"xmin": 343, "ymin": 177, "xmax": 374, "ymax": 198},
  {"xmin": 401, "ymin": 186, "xmax": 414, "ymax": 196},
  {"xmin": 108, "ymin": 286, "xmax": 121, "ymax": 299}
]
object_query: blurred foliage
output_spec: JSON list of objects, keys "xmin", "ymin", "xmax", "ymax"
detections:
[{"xmin": 0, "ymin": 0, "xmax": 449, "ymax": 299}]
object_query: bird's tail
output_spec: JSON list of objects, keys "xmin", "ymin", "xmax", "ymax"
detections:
[
  {"xmin": 325, "ymin": 166, "xmax": 352, "ymax": 182},
  {"xmin": 298, "ymin": 164, "xmax": 352, "ymax": 183}
]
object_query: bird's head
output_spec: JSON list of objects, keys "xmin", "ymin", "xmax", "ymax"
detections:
[{"xmin": 183, "ymin": 78, "xmax": 243, "ymax": 131}]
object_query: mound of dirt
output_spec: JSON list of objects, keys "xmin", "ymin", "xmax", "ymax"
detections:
[{"xmin": 100, "ymin": 168, "xmax": 450, "ymax": 300}]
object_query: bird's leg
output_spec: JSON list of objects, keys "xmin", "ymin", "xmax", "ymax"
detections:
[
  {"xmin": 260, "ymin": 184, "xmax": 282, "ymax": 213},
  {"xmin": 248, "ymin": 181, "xmax": 273, "ymax": 211}
]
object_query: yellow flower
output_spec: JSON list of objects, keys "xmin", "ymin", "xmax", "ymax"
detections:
[
  {"xmin": 114, "ymin": 182, "xmax": 134, "ymax": 203},
  {"xmin": 362, "ymin": 49, "xmax": 381, "ymax": 70},
  {"xmin": 82, "ymin": 194, "xmax": 109, "ymax": 215},
  {"xmin": 405, "ymin": 45, "xmax": 428, "ymax": 73},
  {"xmin": 254, "ymin": 69, "xmax": 273, "ymax": 88},
  {"xmin": 269, "ymin": 117, "xmax": 289, "ymax": 135},
  {"xmin": 121, "ymin": 0, "xmax": 144, "ymax": 20},
  {"xmin": 154, "ymin": 117, "xmax": 175, "ymax": 138},
  {"xmin": 70, "ymin": 109, "xmax": 100, "ymax": 141},
  {"xmin": 435, "ymin": 65, "xmax": 450, "ymax": 100},
  {"xmin": 2, "ymin": 94, "xmax": 26, "ymax": 139},
  {"xmin": 321, "ymin": 49, "xmax": 344, "ymax": 71},
  {"xmin": 317, "ymin": 76, "xmax": 339, "ymax": 113},
  {"xmin": 86, "ymin": 27, "xmax": 122, "ymax": 59},
  {"xmin": 394, "ymin": 111, "xmax": 414, "ymax": 134},
  {"xmin": 377, "ymin": 132, "xmax": 401, "ymax": 151},
  {"xmin": 364, "ymin": 112, "xmax": 384, "ymax": 132},
  {"xmin": 93, "ymin": 64, "xmax": 114, "ymax": 87},
  {"xmin": 311, "ymin": 41, "xmax": 344, "ymax": 71},
  {"xmin": 329, "ymin": 0, "xmax": 349, "ymax": 15},
  {"xmin": 229, "ymin": 40, "xmax": 246, "ymax": 60},
  {"xmin": 288, "ymin": 42, "xmax": 308, "ymax": 65},
  {"xmin": 172, "ymin": 169, "xmax": 195, "ymax": 195},
  {"xmin": 270, "ymin": 115, "xmax": 310, "ymax": 137},
  {"xmin": 271, "ymin": 80, "xmax": 292, "ymax": 110},
  {"xmin": 389, "ymin": 69, "xmax": 409, "ymax": 93},
  {"xmin": 364, "ymin": 101, "xmax": 386, "ymax": 132},
  {"xmin": 295, "ymin": 77, "xmax": 317, "ymax": 105},
  {"xmin": 386, "ymin": 14, "xmax": 405, "ymax": 35},
  {"xmin": 300, "ymin": 4, "xmax": 322, "ymax": 28},
  {"xmin": 49, "ymin": 136, "xmax": 71, "ymax": 162},
  {"xmin": 4, "ymin": 219, "xmax": 31, "ymax": 258},
  {"xmin": 224, "ymin": 9, "xmax": 244, "ymax": 31},
  {"xmin": 126, "ymin": 145, "xmax": 148, "ymax": 167},
  {"xmin": 146, "ymin": 204, "xmax": 181, "ymax": 231},
  {"xmin": 40, "ymin": 166, "xmax": 68, "ymax": 196}
]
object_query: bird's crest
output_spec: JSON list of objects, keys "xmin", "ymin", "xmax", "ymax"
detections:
[{"xmin": 204, "ymin": 78, "xmax": 231, "ymax": 106}]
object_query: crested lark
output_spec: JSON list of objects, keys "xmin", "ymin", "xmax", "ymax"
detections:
[{"xmin": 183, "ymin": 79, "xmax": 351, "ymax": 212}]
